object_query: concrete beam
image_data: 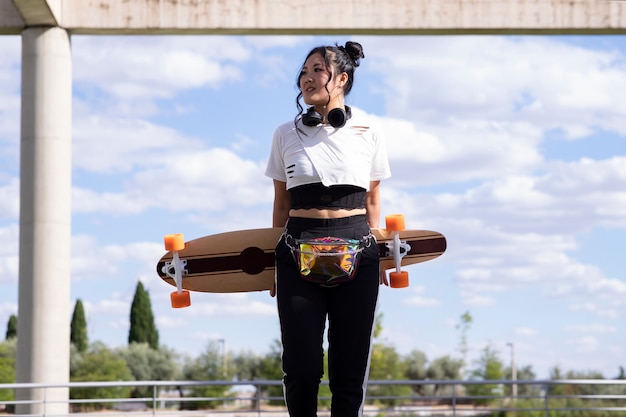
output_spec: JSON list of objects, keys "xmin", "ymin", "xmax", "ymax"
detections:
[
  {"xmin": 63, "ymin": 0, "xmax": 626, "ymax": 34},
  {"xmin": 61, "ymin": 0, "xmax": 626, "ymax": 35},
  {"xmin": 0, "ymin": 0, "xmax": 24, "ymax": 33},
  {"xmin": 1, "ymin": 0, "xmax": 626, "ymax": 35},
  {"xmin": 10, "ymin": 0, "xmax": 58, "ymax": 26}
]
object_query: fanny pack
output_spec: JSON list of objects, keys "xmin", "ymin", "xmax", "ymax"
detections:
[{"xmin": 285, "ymin": 234, "xmax": 373, "ymax": 285}]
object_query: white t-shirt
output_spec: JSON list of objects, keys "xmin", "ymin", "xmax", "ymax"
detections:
[{"xmin": 265, "ymin": 111, "xmax": 391, "ymax": 191}]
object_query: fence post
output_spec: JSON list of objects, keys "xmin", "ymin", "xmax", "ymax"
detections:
[
  {"xmin": 256, "ymin": 381, "xmax": 262, "ymax": 417},
  {"xmin": 452, "ymin": 382, "xmax": 457, "ymax": 417},
  {"xmin": 152, "ymin": 384, "xmax": 157, "ymax": 416}
]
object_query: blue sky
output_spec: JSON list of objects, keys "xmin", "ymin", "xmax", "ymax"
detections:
[{"xmin": 0, "ymin": 34, "xmax": 624, "ymax": 379}]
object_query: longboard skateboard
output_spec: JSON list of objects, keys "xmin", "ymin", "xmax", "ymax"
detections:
[{"xmin": 157, "ymin": 215, "xmax": 446, "ymax": 308}]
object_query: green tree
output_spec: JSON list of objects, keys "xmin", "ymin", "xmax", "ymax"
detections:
[
  {"xmin": 70, "ymin": 343, "xmax": 83, "ymax": 376},
  {"xmin": 231, "ymin": 349, "xmax": 264, "ymax": 381},
  {"xmin": 231, "ymin": 349, "xmax": 268, "ymax": 409},
  {"xmin": 231, "ymin": 342, "xmax": 285, "ymax": 407},
  {"xmin": 466, "ymin": 343, "xmax": 504, "ymax": 405},
  {"xmin": 547, "ymin": 368, "xmax": 608, "ymax": 413},
  {"xmin": 0, "ymin": 339, "xmax": 16, "ymax": 405},
  {"xmin": 564, "ymin": 369, "xmax": 605, "ymax": 396},
  {"xmin": 70, "ymin": 299, "xmax": 88, "ymax": 353},
  {"xmin": 257, "ymin": 340, "xmax": 284, "ymax": 406},
  {"xmin": 456, "ymin": 311, "xmax": 473, "ymax": 369},
  {"xmin": 403, "ymin": 349, "xmax": 428, "ymax": 395},
  {"xmin": 548, "ymin": 365, "xmax": 567, "ymax": 396},
  {"xmin": 426, "ymin": 355, "xmax": 464, "ymax": 396},
  {"xmin": 367, "ymin": 313, "xmax": 412, "ymax": 406},
  {"xmin": 5, "ymin": 314, "xmax": 17, "ymax": 340},
  {"xmin": 427, "ymin": 355, "xmax": 463, "ymax": 380},
  {"xmin": 118, "ymin": 343, "xmax": 180, "ymax": 399},
  {"xmin": 504, "ymin": 364, "xmax": 537, "ymax": 396},
  {"xmin": 70, "ymin": 342, "xmax": 134, "ymax": 410},
  {"xmin": 180, "ymin": 340, "xmax": 233, "ymax": 410},
  {"xmin": 368, "ymin": 343, "xmax": 412, "ymax": 406},
  {"xmin": 128, "ymin": 281, "xmax": 159, "ymax": 349}
]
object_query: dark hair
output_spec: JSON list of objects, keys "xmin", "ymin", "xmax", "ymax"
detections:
[{"xmin": 295, "ymin": 41, "xmax": 365, "ymax": 115}]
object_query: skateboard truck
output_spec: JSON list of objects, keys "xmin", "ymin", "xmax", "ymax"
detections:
[
  {"xmin": 384, "ymin": 214, "xmax": 411, "ymax": 288},
  {"xmin": 163, "ymin": 234, "xmax": 191, "ymax": 308}
]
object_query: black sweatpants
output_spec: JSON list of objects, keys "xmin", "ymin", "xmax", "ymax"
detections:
[{"xmin": 275, "ymin": 215, "xmax": 380, "ymax": 417}]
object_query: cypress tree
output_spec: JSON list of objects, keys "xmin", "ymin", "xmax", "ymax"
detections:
[
  {"xmin": 5, "ymin": 315, "xmax": 16, "ymax": 340},
  {"xmin": 70, "ymin": 299, "xmax": 88, "ymax": 352},
  {"xmin": 128, "ymin": 281, "xmax": 159, "ymax": 349}
]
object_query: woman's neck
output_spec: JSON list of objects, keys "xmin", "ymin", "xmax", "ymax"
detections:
[{"xmin": 314, "ymin": 101, "xmax": 345, "ymax": 123}]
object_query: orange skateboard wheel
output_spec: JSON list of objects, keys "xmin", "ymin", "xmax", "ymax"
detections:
[
  {"xmin": 385, "ymin": 214, "xmax": 405, "ymax": 231},
  {"xmin": 164, "ymin": 234, "xmax": 185, "ymax": 251},
  {"xmin": 171, "ymin": 290, "xmax": 191, "ymax": 308},
  {"xmin": 389, "ymin": 271, "xmax": 409, "ymax": 288}
]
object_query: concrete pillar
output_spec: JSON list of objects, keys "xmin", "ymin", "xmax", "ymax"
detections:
[{"xmin": 16, "ymin": 26, "xmax": 72, "ymax": 416}]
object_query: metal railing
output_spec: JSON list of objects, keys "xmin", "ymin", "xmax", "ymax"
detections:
[{"xmin": 1, "ymin": 379, "xmax": 626, "ymax": 416}]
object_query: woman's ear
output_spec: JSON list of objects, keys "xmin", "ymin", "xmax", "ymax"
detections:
[{"xmin": 338, "ymin": 72, "xmax": 349, "ymax": 88}]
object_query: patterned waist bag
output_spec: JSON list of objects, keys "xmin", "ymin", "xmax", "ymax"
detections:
[{"xmin": 284, "ymin": 234, "xmax": 374, "ymax": 285}]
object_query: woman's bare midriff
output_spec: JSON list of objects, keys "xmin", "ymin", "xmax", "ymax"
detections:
[{"xmin": 289, "ymin": 208, "xmax": 367, "ymax": 219}]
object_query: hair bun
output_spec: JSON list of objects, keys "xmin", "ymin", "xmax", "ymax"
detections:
[{"xmin": 344, "ymin": 41, "xmax": 365, "ymax": 67}]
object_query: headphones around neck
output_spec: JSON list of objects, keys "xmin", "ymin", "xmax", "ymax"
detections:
[{"xmin": 301, "ymin": 105, "xmax": 352, "ymax": 128}]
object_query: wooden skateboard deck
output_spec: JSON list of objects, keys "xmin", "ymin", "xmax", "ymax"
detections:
[{"xmin": 157, "ymin": 227, "xmax": 446, "ymax": 294}]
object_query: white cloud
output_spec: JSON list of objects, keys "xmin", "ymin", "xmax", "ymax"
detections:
[
  {"xmin": 0, "ymin": 38, "xmax": 21, "ymax": 173},
  {"xmin": 153, "ymin": 292, "xmax": 275, "ymax": 319},
  {"xmin": 156, "ymin": 314, "xmax": 185, "ymax": 329},
  {"xmin": 514, "ymin": 327, "xmax": 537, "ymax": 336},
  {"xmin": 246, "ymin": 36, "xmax": 314, "ymax": 51},
  {"xmin": 130, "ymin": 147, "xmax": 272, "ymax": 213},
  {"xmin": 72, "ymin": 187, "xmax": 146, "ymax": 215},
  {"xmin": 416, "ymin": 157, "xmax": 626, "ymax": 234},
  {"xmin": 73, "ymin": 115, "xmax": 204, "ymax": 173},
  {"xmin": 72, "ymin": 36, "xmax": 250, "ymax": 101},
  {"xmin": 191, "ymin": 299, "xmax": 275, "ymax": 317},
  {"xmin": 0, "ymin": 37, "xmax": 20, "ymax": 79},
  {"xmin": 403, "ymin": 285, "xmax": 441, "ymax": 307},
  {"xmin": 71, "ymin": 236, "xmax": 154, "ymax": 280},
  {"xmin": 460, "ymin": 292, "xmax": 496, "ymax": 307},
  {"xmin": 0, "ymin": 224, "xmax": 19, "ymax": 283},
  {"xmin": 0, "ymin": 96, "xmax": 20, "ymax": 146},
  {"xmin": 381, "ymin": 116, "xmax": 544, "ymax": 187},
  {"xmin": 568, "ymin": 302, "xmax": 622, "ymax": 319},
  {"xmin": 367, "ymin": 36, "xmax": 626, "ymax": 134},
  {"xmin": 71, "ymin": 111, "xmax": 273, "ymax": 217},
  {"xmin": 0, "ymin": 179, "xmax": 19, "ymax": 221},
  {"xmin": 89, "ymin": 297, "xmax": 131, "ymax": 316},
  {"xmin": 564, "ymin": 324, "xmax": 618, "ymax": 334},
  {"xmin": 566, "ymin": 336, "xmax": 600, "ymax": 353},
  {"xmin": 191, "ymin": 331, "xmax": 225, "ymax": 345},
  {"xmin": 0, "ymin": 302, "xmax": 17, "ymax": 319}
]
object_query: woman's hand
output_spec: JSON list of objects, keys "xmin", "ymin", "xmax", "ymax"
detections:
[{"xmin": 379, "ymin": 267, "xmax": 389, "ymax": 286}]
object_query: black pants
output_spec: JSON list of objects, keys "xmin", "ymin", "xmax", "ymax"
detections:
[{"xmin": 275, "ymin": 215, "xmax": 380, "ymax": 417}]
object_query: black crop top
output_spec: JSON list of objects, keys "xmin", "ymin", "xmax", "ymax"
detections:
[{"xmin": 290, "ymin": 183, "xmax": 366, "ymax": 210}]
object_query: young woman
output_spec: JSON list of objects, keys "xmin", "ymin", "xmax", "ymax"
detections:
[{"xmin": 265, "ymin": 41, "xmax": 391, "ymax": 417}]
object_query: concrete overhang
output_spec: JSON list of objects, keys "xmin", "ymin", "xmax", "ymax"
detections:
[
  {"xmin": 0, "ymin": 0, "xmax": 25, "ymax": 33},
  {"xmin": 1, "ymin": 0, "xmax": 626, "ymax": 35}
]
